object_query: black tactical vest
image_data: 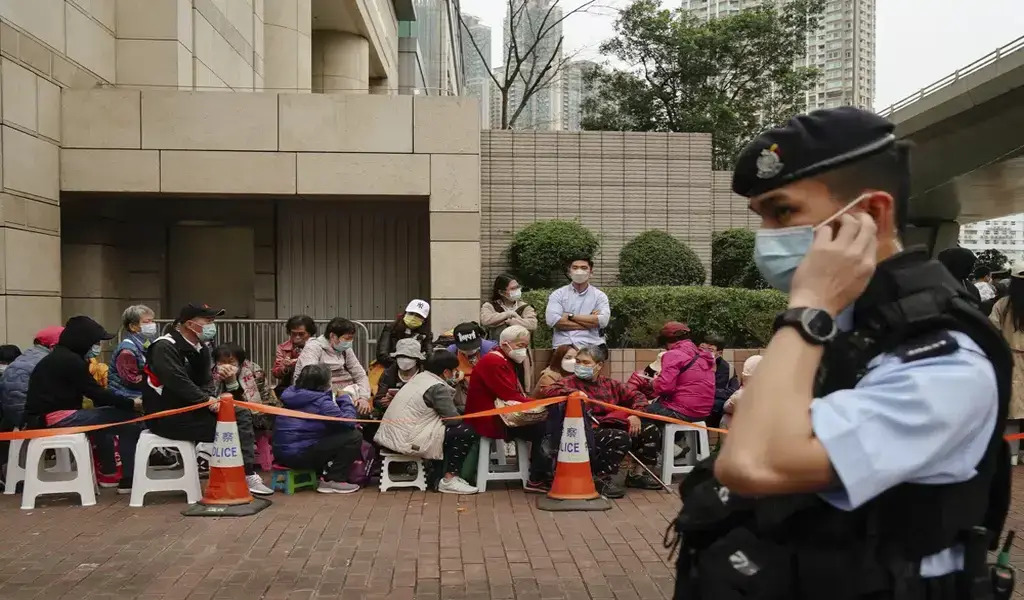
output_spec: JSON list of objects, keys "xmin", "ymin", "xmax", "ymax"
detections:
[{"xmin": 670, "ymin": 248, "xmax": 1013, "ymax": 600}]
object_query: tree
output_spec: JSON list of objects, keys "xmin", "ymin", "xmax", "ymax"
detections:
[
  {"xmin": 711, "ymin": 228, "xmax": 769, "ymax": 289},
  {"xmin": 581, "ymin": 0, "xmax": 825, "ymax": 169},
  {"xmin": 618, "ymin": 230, "xmax": 705, "ymax": 286},
  {"xmin": 507, "ymin": 220, "xmax": 600, "ymax": 288},
  {"xmin": 976, "ymin": 249, "xmax": 1010, "ymax": 274},
  {"xmin": 461, "ymin": 0, "xmax": 601, "ymax": 130}
]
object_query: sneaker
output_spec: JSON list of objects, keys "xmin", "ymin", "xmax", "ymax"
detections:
[
  {"xmin": 96, "ymin": 471, "xmax": 120, "ymax": 489},
  {"xmin": 150, "ymin": 448, "xmax": 182, "ymax": 470},
  {"xmin": 437, "ymin": 476, "xmax": 478, "ymax": 495},
  {"xmin": 246, "ymin": 474, "xmax": 274, "ymax": 496},
  {"xmin": 117, "ymin": 478, "xmax": 133, "ymax": 495},
  {"xmin": 524, "ymin": 479, "xmax": 552, "ymax": 494},
  {"xmin": 317, "ymin": 480, "xmax": 360, "ymax": 494},
  {"xmin": 625, "ymin": 472, "xmax": 664, "ymax": 491},
  {"xmin": 595, "ymin": 477, "xmax": 626, "ymax": 499}
]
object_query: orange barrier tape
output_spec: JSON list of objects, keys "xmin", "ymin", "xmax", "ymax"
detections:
[
  {"xmin": 581, "ymin": 398, "xmax": 730, "ymax": 434},
  {"xmin": 0, "ymin": 401, "xmax": 214, "ymax": 440},
  {"xmin": 232, "ymin": 395, "xmax": 568, "ymax": 424}
]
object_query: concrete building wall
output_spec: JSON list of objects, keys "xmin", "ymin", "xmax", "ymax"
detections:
[
  {"xmin": 480, "ymin": 130, "xmax": 751, "ymax": 291},
  {"xmin": 60, "ymin": 90, "xmax": 482, "ymax": 335}
]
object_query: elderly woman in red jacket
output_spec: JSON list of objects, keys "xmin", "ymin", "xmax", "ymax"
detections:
[{"xmin": 464, "ymin": 325, "xmax": 553, "ymax": 493}]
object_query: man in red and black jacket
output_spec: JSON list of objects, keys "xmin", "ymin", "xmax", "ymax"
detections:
[
  {"xmin": 540, "ymin": 344, "xmax": 664, "ymax": 495},
  {"xmin": 464, "ymin": 325, "xmax": 553, "ymax": 492}
]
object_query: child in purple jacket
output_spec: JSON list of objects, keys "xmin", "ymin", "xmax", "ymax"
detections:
[{"xmin": 273, "ymin": 364, "xmax": 364, "ymax": 494}]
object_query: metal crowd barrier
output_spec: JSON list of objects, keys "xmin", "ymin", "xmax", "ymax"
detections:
[{"xmin": 151, "ymin": 319, "xmax": 394, "ymax": 387}]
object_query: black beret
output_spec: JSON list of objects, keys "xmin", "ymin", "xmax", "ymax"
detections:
[{"xmin": 732, "ymin": 107, "xmax": 897, "ymax": 198}]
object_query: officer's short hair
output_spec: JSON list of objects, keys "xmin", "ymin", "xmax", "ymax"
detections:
[{"xmin": 815, "ymin": 142, "xmax": 911, "ymax": 231}]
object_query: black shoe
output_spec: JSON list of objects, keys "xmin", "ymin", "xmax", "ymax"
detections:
[
  {"xmin": 117, "ymin": 478, "xmax": 133, "ymax": 495},
  {"xmin": 625, "ymin": 472, "xmax": 663, "ymax": 491},
  {"xmin": 524, "ymin": 479, "xmax": 552, "ymax": 494},
  {"xmin": 595, "ymin": 477, "xmax": 626, "ymax": 499},
  {"xmin": 150, "ymin": 448, "xmax": 182, "ymax": 470}
]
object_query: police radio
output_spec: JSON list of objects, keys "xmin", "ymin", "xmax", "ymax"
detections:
[{"xmin": 991, "ymin": 530, "xmax": 1016, "ymax": 600}]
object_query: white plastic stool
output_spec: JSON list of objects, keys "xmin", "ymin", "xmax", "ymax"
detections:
[
  {"xmin": 476, "ymin": 437, "xmax": 530, "ymax": 492},
  {"xmin": 21, "ymin": 434, "xmax": 97, "ymax": 509},
  {"xmin": 659, "ymin": 422, "xmax": 711, "ymax": 483},
  {"xmin": 379, "ymin": 450, "xmax": 427, "ymax": 492},
  {"xmin": 4, "ymin": 438, "xmax": 24, "ymax": 495},
  {"xmin": 129, "ymin": 431, "xmax": 201, "ymax": 507}
]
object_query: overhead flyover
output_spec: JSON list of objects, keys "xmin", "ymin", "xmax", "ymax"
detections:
[{"xmin": 878, "ymin": 35, "xmax": 1024, "ymax": 251}]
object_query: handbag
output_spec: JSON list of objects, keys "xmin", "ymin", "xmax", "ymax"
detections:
[{"xmin": 495, "ymin": 398, "xmax": 548, "ymax": 428}]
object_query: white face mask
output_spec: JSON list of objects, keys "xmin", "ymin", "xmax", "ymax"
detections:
[
  {"xmin": 570, "ymin": 269, "xmax": 591, "ymax": 284},
  {"xmin": 507, "ymin": 288, "xmax": 522, "ymax": 301},
  {"xmin": 505, "ymin": 345, "xmax": 529, "ymax": 364},
  {"xmin": 396, "ymin": 357, "xmax": 418, "ymax": 371},
  {"xmin": 140, "ymin": 322, "xmax": 158, "ymax": 337},
  {"xmin": 561, "ymin": 358, "xmax": 576, "ymax": 372}
]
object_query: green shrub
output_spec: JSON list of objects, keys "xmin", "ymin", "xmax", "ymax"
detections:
[
  {"xmin": 522, "ymin": 285, "xmax": 787, "ymax": 349},
  {"xmin": 712, "ymin": 228, "xmax": 757, "ymax": 287},
  {"xmin": 618, "ymin": 230, "xmax": 706, "ymax": 286},
  {"xmin": 507, "ymin": 220, "xmax": 600, "ymax": 289}
]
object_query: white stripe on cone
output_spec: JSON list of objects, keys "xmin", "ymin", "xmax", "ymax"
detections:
[
  {"xmin": 210, "ymin": 420, "xmax": 245, "ymax": 468},
  {"xmin": 556, "ymin": 416, "xmax": 589, "ymax": 464}
]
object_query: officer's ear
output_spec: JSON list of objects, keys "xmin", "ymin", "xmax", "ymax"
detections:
[{"xmin": 860, "ymin": 191, "xmax": 896, "ymax": 238}]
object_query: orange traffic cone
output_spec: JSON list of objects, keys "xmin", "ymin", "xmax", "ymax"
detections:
[
  {"xmin": 537, "ymin": 392, "xmax": 612, "ymax": 511},
  {"xmin": 182, "ymin": 395, "xmax": 272, "ymax": 517}
]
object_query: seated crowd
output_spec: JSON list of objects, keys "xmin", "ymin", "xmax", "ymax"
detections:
[{"xmin": 0, "ymin": 258, "xmax": 743, "ymax": 500}]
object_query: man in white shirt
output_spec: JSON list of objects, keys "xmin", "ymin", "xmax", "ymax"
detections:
[
  {"xmin": 974, "ymin": 267, "xmax": 996, "ymax": 302},
  {"xmin": 544, "ymin": 256, "xmax": 611, "ymax": 349}
]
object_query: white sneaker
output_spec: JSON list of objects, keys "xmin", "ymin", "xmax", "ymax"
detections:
[
  {"xmin": 246, "ymin": 473, "xmax": 274, "ymax": 496},
  {"xmin": 438, "ymin": 476, "xmax": 478, "ymax": 495}
]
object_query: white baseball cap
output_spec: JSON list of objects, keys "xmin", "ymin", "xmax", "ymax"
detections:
[{"xmin": 405, "ymin": 299, "xmax": 430, "ymax": 318}]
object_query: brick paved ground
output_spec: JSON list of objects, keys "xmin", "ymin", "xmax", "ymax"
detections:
[{"xmin": 2, "ymin": 471, "xmax": 1023, "ymax": 600}]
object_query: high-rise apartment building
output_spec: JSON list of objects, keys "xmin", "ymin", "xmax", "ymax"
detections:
[
  {"xmin": 681, "ymin": 0, "xmax": 876, "ymax": 111},
  {"xmin": 561, "ymin": 60, "xmax": 599, "ymax": 132},
  {"xmin": 960, "ymin": 216, "xmax": 1024, "ymax": 264},
  {"xmin": 461, "ymin": 14, "xmax": 492, "ymax": 125},
  {"xmin": 503, "ymin": 0, "xmax": 564, "ymax": 130}
]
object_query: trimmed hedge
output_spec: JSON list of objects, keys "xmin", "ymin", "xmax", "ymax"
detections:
[
  {"xmin": 522, "ymin": 285, "xmax": 788, "ymax": 349},
  {"xmin": 711, "ymin": 228, "xmax": 755, "ymax": 287},
  {"xmin": 508, "ymin": 220, "xmax": 600, "ymax": 289},
  {"xmin": 618, "ymin": 230, "xmax": 706, "ymax": 286}
]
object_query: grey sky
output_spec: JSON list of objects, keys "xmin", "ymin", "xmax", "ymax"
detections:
[{"xmin": 459, "ymin": 0, "xmax": 1024, "ymax": 111}]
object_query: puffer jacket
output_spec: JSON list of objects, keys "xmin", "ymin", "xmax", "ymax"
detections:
[
  {"xmin": 273, "ymin": 387, "xmax": 357, "ymax": 460},
  {"xmin": 652, "ymin": 339, "xmax": 716, "ymax": 419},
  {"xmin": 0, "ymin": 345, "xmax": 50, "ymax": 427}
]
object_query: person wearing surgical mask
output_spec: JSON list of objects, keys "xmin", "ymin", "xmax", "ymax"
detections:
[
  {"xmin": 108, "ymin": 304, "xmax": 159, "ymax": 401},
  {"xmin": 375, "ymin": 299, "xmax": 432, "ymax": 369},
  {"xmin": 532, "ymin": 345, "xmax": 577, "ymax": 397},
  {"xmin": 369, "ymin": 338, "xmax": 425, "ymax": 442},
  {"xmin": 544, "ymin": 256, "xmax": 611, "ymax": 350},
  {"xmin": 465, "ymin": 325, "xmax": 555, "ymax": 492},
  {"xmin": 481, "ymin": 274, "xmax": 539, "ymax": 389},
  {"xmin": 294, "ymin": 317, "xmax": 372, "ymax": 417},
  {"xmin": 24, "ymin": 315, "xmax": 143, "ymax": 495}
]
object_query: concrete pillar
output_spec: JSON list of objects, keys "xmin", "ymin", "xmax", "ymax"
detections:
[
  {"xmin": 312, "ymin": 31, "xmax": 370, "ymax": 94},
  {"xmin": 263, "ymin": 0, "xmax": 312, "ymax": 92}
]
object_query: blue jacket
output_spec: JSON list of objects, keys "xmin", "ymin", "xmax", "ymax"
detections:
[
  {"xmin": 273, "ymin": 387, "xmax": 357, "ymax": 459},
  {"xmin": 0, "ymin": 345, "xmax": 50, "ymax": 427},
  {"xmin": 108, "ymin": 335, "xmax": 148, "ymax": 399}
]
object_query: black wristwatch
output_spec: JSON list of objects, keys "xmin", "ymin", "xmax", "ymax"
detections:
[{"xmin": 772, "ymin": 308, "xmax": 837, "ymax": 345}]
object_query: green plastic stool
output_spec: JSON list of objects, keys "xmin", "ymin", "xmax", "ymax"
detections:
[{"xmin": 270, "ymin": 465, "xmax": 318, "ymax": 494}]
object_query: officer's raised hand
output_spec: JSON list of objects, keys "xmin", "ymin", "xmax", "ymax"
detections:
[{"xmin": 788, "ymin": 212, "xmax": 878, "ymax": 316}]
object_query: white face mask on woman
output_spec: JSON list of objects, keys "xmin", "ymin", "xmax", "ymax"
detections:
[{"xmin": 396, "ymin": 357, "xmax": 418, "ymax": 372}]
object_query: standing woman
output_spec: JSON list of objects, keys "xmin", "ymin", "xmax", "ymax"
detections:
[
  {"xmin": 990, "ymin": 261, "xmax": 1024, "ymax": 464},
  {"xmin": 481, "ymin": 274, "xmax": 538, "ymax": 388}
]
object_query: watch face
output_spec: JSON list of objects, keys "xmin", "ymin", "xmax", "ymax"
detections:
[{"xmin": 802, "ymin": 309, "xmax": 837, "ymax": 342}]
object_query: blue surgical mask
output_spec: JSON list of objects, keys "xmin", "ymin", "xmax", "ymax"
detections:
[
  {"xmin": 753, "ymin": 194, "xmax": 871, "ymax": 292},
  {"xmin": 574, "ymin": 365, "xmax": 595, "ymax": 380},
  {"xmin": 86, "ymin": 344, "xmax": 101, "ymax": 359},
  {"xmin": 334, "ymin": 340, "xmax": 353, "ymax": 353},
  {"xmin": 199, "ymin": 323, "xmax": 217, "ymax": 341}
]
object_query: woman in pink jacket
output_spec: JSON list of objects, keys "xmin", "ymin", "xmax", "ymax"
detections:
[{"xmin": 649, "ymin": 322, "xmax": 716, "ymax": 421}]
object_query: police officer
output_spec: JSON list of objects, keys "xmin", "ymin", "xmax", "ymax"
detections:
[{"xmin": 672, "ymin": 107, "xmax": 1013, "ymax": 600}]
